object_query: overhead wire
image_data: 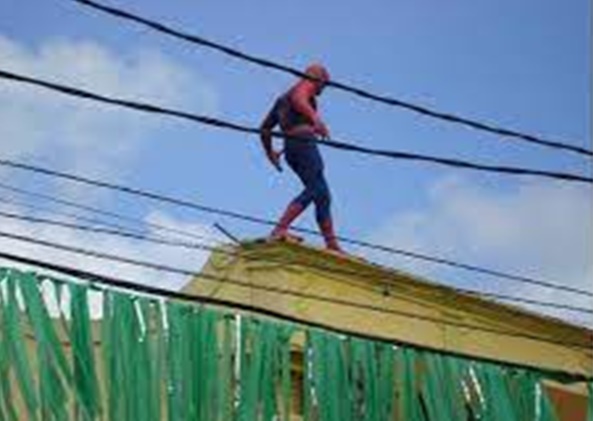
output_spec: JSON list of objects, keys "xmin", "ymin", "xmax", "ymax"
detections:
[
  {"xmin": 0, "ymin": 193, "xmax": 175, "ymax": 242},
  {"xmin": 0, "ymin": 181, "xmax": 220, "ymax": 246},
  {"xmin": 0, "ymin": 230, "xmax": 590, "ymax": 351},
  {"xmin": 0, "ymin": 207, "xmax": 217, "ymax": 254},
  {"xmin": 1, "ymin": 161, "xmax": 591, "ymax": 299},
  {"xmin": 0, "ymin": 1, "xmax": 588, "ymax": 299},
  {"xmin": 0, "ymin": 0, "xmax": 588, "ymax": 381},
  {"xmin": 5, "ymin": 187, "xmax": 589, "ymax": 314},
  {"xmin": 1, "ymin": 69, "xmax": 591, "ymax": 184},
  {"xmin": 0, "ymin": 206, "xmax": 591, "ymax": 316},
  {"xmin": 73, "ymin": 0, "xmax": 592, "ymax": 158}
]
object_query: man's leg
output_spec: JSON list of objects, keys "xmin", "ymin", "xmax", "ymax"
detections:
[
  {"xmin": 312, "ymin": 175, "xmax": 342, "ymax": 252},
  {"xmin": 270, "ymin": 199, "xmax": 307, "ymax": 241},
  {"xmin": 270, "ymin": 152, "xmax": 315, "ymax": 240}
]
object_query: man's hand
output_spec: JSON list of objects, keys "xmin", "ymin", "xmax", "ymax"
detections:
[
  {"xmin": 267, "ymin": 149, "xmax": 283, "ymax": 172},
  {"xmin": 313, "ymin": 118, "xmax": 330, "ymax": 139}
]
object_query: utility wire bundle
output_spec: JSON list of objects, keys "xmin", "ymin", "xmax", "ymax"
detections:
[
  {"xmin": 75, "ymin": 0, "xmax": 592, "ymax": 158},
  {"xmin": 0, "ymin": 69, "xmax": 590, "ymax": 184},
  {"xmin": 0, "ymin": 0, "xmax": 590, "ymax": 352}
]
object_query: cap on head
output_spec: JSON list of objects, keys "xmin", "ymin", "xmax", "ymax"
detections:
[{"xmin": 305, "ymin": 63, "xmax": 330, "ymax": 84}]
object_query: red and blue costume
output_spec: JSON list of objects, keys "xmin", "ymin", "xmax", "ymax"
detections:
[{"xmin": 260, "ymin": 64, "xmax": 342, "ymax": 252}]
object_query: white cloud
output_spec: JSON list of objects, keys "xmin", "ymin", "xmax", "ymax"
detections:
[
  {"xmin": 0, "ymin": 205, "xmax": 222, "ymax": 289},
  {"xmin": 0, "ymin": 35, "xmax": 224, "ymax": 309},
  {"xmin": 0, "ymin": 36, "xmax": 218, "ymax": 191},
  {"xmin": 367, "ymin": 176, "xmax": 593, "ymax": 326},
  {"xmin": 0, "ymin": 202, "xmax": 226, "ymax": 317}
]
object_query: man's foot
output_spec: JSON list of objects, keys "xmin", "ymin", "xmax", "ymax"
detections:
[
  {"xmin": 268, "ymin": 231, "xmax": 304, "ymax": 243},
  {"xmin": 325, "ymin": 244, "xmax": 346, "ymax": 255},
  {"xmin": 325, "ymin": 247, "xmax": 369, "ymax": 263},
  {"xmin": 319, "ymin": 218, "xmax": 343, "ymax": 253}
]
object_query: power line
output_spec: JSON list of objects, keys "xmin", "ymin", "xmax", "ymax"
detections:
[
  {"xmin": 1, "ymin": 68, "xmax": 591, "ymax": 184},
  {"xmin": 73, "ymin": 0, "xmax": 592, "ymax": 158},
  {"xmin": 0, "ymin": 181, "xmax": 220, "ymax": 246},
  {"xmin": 7, "ymin": 188, "xmax": 589, "ymax": 313},
  {"xmin": 0, "ymin": 230, "xmax": 590, "ymax": 352},
  {"xmin": 1, "ymin": 250, "xmax": 590, "ymax": 382},
  {"xmin": 0, "ymin": 208, "xmax": 222, "ymax": 255},
  {"xmin": 2, "ymin": 207, "xmax": 591, "ymax": 315},
  {"xmin": 1, "ymin": 160, "xmax": 591, "ymax": 299},
  {"xmin": 0, "ymin": 193, "xmax": 184, "ymax": 244}
]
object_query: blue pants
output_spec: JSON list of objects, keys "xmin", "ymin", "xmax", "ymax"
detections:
[{"xmin": 285, "ymin": 138, "xmax": 331, "ymax": 224}]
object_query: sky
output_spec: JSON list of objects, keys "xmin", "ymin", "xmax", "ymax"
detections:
[{"xmin": 0, "ymin": 0, "xmax": 591, "ymax": 325}]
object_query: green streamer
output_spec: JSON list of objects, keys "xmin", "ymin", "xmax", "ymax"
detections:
[
  {"xmin": 539, "ymin": 382, "xmax": 561, "ymax": 421},
  {"xmin": 19, "ymin": 272, "xmax": 72, "ymax": 386},
  {"xmin": 100, "ymin": 289, "xmax": 116, "ymax": 421},
  {"xmin": 0, "ymin": 270, "xmax": 19, "ymax": 421},
  {"xmin": 279, "ymin": 325, "xmax": 294, "ymax": 421},
  {"xmin": 303, "ymin": 330, "xmax": 313, "ymax": 421},
  {"xmin": 587, "ymin": 382, "xmax": 593, "ymax": 421},
  {"xmin": 166, "ymin": 301, "xmax": 192, "ymax": 421},
  {"xmin": 476, "ymin": 363, "xmax": 522, "ymax": 421},
  {"xmin": 145, "ymin": 298, "xmax": 165, "ymax": 421},
  {"xmin": 3, "ymin": 270, "xmax": 39, "ymax": 420},
  {"xmin": 507, "ymin": 370, "xmax": 536, "ymax": 421},
  {"xmin": 69, "ymin": 282, "xmax": 100, "ymax": 420},
  {"xmin": 218, "ymin": 314, "xmax": 234, "ymax": 421},
  {"xmin": 0, "ymin": 265, "xmax": 587, "ymax": 421},
  {"xmin": 396, "ymin": 347, "xmax": 423, "ymax": 421}
]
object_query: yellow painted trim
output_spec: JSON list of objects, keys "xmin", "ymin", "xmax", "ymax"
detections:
[{"xmin": 183, "ymin": 240, "xmax": 593, "ymax": 378}]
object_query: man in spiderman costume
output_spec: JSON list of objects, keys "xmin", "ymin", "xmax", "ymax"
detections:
[{"xmin": 260, "ymin": 63, "xmax": 342, "ymax": 253}]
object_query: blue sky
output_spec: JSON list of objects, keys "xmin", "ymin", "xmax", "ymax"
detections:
[{"xmin": 0, "ymin": 0, "xmax": 591, "ymax": 323}]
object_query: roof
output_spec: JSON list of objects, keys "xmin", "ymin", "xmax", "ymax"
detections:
[{"xmin": 182, "ymin": 238, "xmax": 593, "ymax": 378}]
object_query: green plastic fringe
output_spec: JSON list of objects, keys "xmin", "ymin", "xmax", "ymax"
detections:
[{"xmin": 0, "ymin": 266, "xmax": 589, "ymax": 420}]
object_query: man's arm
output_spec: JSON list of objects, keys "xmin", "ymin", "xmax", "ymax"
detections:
[
  {"xmin": 290, "ymin": 83, "xmax": 329, "ymax": 138},
  {"xmin": 260, "ymin": 103, "xmax": 282, "ymax": 172}
]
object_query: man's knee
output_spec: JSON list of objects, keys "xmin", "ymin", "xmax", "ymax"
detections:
[
  {"xmin": 295, "ymin": 190, "xmax": 312, "ymax": 207},
  {"xmin": 313, "ymin": 183, "xmax": 331, "ymax": 208},
  {"xmin": 315, "ymin": 177, "xmax": 330, "ymax": 200}
]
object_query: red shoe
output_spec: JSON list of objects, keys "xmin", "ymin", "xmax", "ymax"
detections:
[
  {"xmin": 270, "ymin": 202, "xmax": 305, "ymax": 240},
  {"xmin": 319, "ymin": 218, "xmax": 344, "ymax": 253},
  {"xmin": 268, "ymin": 231, "xmax": 304, "ymax": 243}
]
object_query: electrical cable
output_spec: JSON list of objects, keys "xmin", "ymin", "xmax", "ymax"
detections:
[
  {"xmin": 1, "ymin": 69, "xmax": 590, "ymax": 183},
  {"xmin": 0, "ymin": 181, "xmax": 220, "ymax": 246},
  {"xmin": 1, "ymin": 161, "xmax": 591, "ymax": 299},
  {"xmin": 0, "ymin": 229, "xmax": 590, "ymax": 351},
  {"xmin": 1, "ymin": 207, "xmax": 591, "ymax": 315},
  {"xmin": 73, "ymin": 0, "xmax": 592, "ymax": 158},
  {"xmin": 7, "ymin": 191, "xmax": 586, "ymax": 314}
]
